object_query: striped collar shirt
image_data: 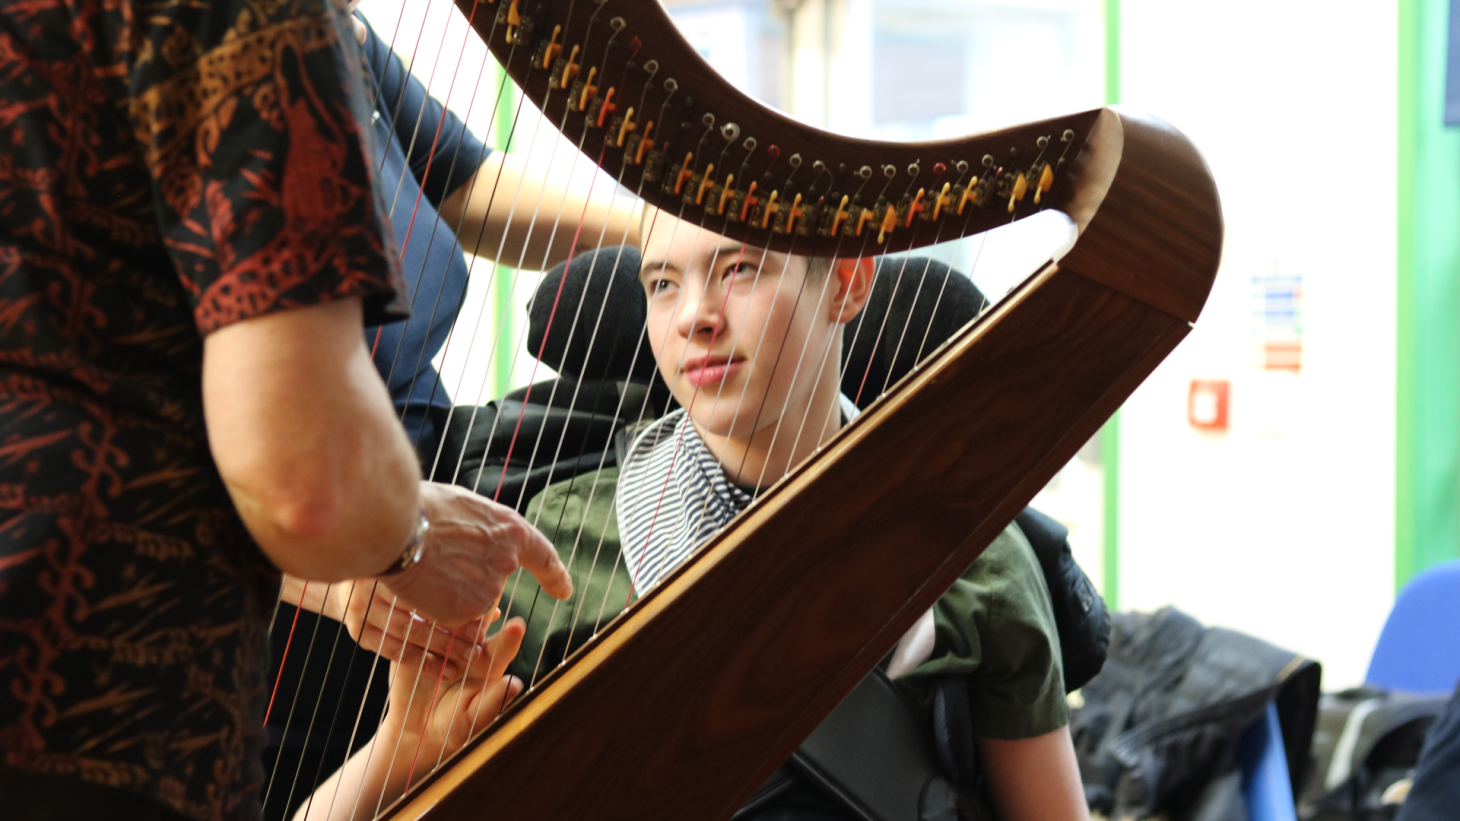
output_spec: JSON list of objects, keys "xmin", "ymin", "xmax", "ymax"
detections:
[{"xmin": 616, "ymin": 396, "xmax": 859, "ymax": 595}]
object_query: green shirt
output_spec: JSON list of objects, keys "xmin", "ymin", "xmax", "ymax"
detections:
[{"xmin": 509, "ymin": 468, "xmax": 1068, "ymax": 741}]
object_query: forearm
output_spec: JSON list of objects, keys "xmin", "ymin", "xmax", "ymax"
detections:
[
  {"xmin": 205, "ymin": 298, "xmax": 421, "ymax": 581},
  {"xmin": 442, "ymin": 152, "xmax": 640, "ymax": 270},
  {"xmin": 297, "ymin": 722, "xmax": 420, "ymax": 821},
  {"xmin": 976, "ymin": 726, "xmax": 1090, "ymax": 821}
]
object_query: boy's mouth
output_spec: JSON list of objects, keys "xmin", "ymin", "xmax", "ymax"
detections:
[{"xmin": 681, "ymin": 356, "xmax": 743, "ymax": 388}]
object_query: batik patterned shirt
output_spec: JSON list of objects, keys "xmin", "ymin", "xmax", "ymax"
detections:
[{"xmin": 0, "ymin": 1, "xmax": 403, "ymax": 818}]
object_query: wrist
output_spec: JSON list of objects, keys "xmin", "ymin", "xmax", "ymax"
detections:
[{"xmin": 377, "ymin": 506, "xmax": 429, "ymax": 577}]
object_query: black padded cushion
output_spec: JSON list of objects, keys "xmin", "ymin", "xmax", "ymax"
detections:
[
  {"xmin": 842, "ymin": 257, "xmax": 987, "ymax": 409},
  {"xmin": 526, "ymin": 245, "xmax": 655, "ymax": 382}
]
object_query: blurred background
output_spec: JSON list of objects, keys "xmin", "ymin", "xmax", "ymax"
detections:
[{"xmin": 354, "ymin": 0, "xmax": 1452, "ymax": 697}]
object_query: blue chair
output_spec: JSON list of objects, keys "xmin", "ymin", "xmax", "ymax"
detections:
[
  {"xmin": 1366, "ymin": 560, "xmax": 1460, "ymax": 693},
  {"xmin": 1239, "ymin": 703, "xmax": 1298, "ymax": 821}
]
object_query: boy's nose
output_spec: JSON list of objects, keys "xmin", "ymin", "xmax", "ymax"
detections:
[{"xmin": 675, "ymin": 282, "xmax": 726, "ymax": 340}]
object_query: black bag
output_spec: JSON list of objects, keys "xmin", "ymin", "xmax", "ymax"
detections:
[
  {"xmin": 1072, "ymin": 607, "xmax": 1323, "ymax": 821},
  {"xmin": 1298, "ymin": 687, "xmax": 1451, "ymax": 821},
  {"xmin": 1015, "ymin": 507, "xmax": 1111, "ymax": 693}
]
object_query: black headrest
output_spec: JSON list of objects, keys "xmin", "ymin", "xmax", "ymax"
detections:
[
  {"xmin": 843, "ymin": 256, "xmax": 987, "ymax": 409},
  {"xmin": 526, "ymin": 245, "xmax": 656, "ymax": 382},
  {"xmin": 528, "ymin": 247, "xmax": 986, "ymax": 404}
]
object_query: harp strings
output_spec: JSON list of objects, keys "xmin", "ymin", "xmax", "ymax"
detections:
[
  {"xmin": 268, "ymin": 1, "xmax": 1055, "ymax": 814},
  {"xmin": 266, "ymin": 0, "xmax": 527, "ymax": 816}
]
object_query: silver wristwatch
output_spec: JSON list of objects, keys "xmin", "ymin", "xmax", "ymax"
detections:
[{"xmin": 379, "ymin": 508, "xmax": 430, "ymax": 576}]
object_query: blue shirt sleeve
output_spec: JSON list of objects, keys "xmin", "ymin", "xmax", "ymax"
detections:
[{"xmin": 359, "ymin": 16, "xmax": 490, "ymax": 205}]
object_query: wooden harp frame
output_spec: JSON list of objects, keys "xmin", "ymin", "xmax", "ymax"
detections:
[{"xmin": 379, "ymin": 0, "xmax": 1224, "ymax": 818}]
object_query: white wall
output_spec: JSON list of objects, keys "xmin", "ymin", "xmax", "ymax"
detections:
[{"xmin": 1116, "ymin": 0, "xmax": 1397, "ymax": 687}]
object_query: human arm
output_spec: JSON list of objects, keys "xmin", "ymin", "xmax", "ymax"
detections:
[
  {"xmin": 207, "ymin": 302, "xmax": 572, "ymax": 622},
  {"xmin": 437, "ymin": 151, "xmax": 641, "ymax": 269},
  {"xmin": 296, "ymin": 618, "xmax": 527, "ymax": 821},
  {"xmin": 205, "ymin": 297, "xmax": 421, "ymax": 582},
  {"xmin": 977, "ymin": 726, "xmax": 1090, "ymax": 821}
]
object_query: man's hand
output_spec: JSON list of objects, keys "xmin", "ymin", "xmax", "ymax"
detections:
[
  {"xmin": 383, "ymin": 481, "xmax": 573, "ymax": 626},
  {"xmin": 281, "ymin": 575, "xmax": 492, "ymax": 667}
]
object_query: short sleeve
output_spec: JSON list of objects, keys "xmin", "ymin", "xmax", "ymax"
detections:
[
  {"xmin": 360, "ymin": 17, "xmax": 490, "ymax": 205},
  {"xmin": 896, "ymin": 523, "xmax": 1070, "ymax": 740},
  {"xmin": 125, "ymin": 0, "xmax": 407, "ymax": 334}
]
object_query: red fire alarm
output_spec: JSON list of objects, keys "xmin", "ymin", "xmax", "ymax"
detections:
[{"xmin": 1188, "ymin": 379, "xmax": 1230, "ymax": 431}]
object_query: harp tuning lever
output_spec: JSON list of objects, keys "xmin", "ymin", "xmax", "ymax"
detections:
[
  {"xmin": 1007, "ymin": 173, "xmax": 1029, "ymax": 213},
  {"xmin": 541, "ymin": 25, "xmax": 563, "ymax": 70},
  {"xmin": 559, "ymin": 45, "xmax": 581, "ymax": 89},
  {"xmin": 616, "ymin": 107, "xmax": 636, "ymax": 146}
]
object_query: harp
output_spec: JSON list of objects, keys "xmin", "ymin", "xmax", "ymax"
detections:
[{"xmin": 265, "ymin": 1, "xmax": 1221, "ymax": 819}]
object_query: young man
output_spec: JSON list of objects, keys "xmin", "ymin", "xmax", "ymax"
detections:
[
  {"xmin": 614, "ymin": 208, "xmax": 1092, "ymax": 821},
  {"xmin": 337, "ymin": 207, "xmax": 1094, "ymax": 819}
]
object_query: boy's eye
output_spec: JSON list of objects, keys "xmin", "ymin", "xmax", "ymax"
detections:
[
  {"xmin": 722, "ymin": 261, "xmax": 757, "ymax": 282},
  {"xmin": 648, "ymin": 278, "xmax": 676, "ymax": 294}
]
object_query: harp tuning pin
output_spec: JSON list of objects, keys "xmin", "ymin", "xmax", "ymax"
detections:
[
  {"xmin": 813, "ymin": 160, "xmax": 827, "ymax": 173},
  {"xmin": 1008, "ymin": 146, "xmax": 1019, "ymax": 159},
  {"xmin": 838, "ymin": 162, "xmax": 848, "ymax": 174},
  {"xmin": 858, "ymin": 165, "xmax": 873, "ymax": 180},
  {"xmin": 789, "ymin": 153, "xmax": 803, "ymax": 168},
  {"xmin": 882, "ymin": 164, "xmax": 896, "ymax": 178},
  {"xmin": 955, "ymin": 160, "xmax": 969, "ymax": 174},
  {"xmin": 1062, "ymin": 129, "xmax": 1075, "ymax": 142},
  {"xmin": 684, "ymin": 95, "xmax": 696, "ymax": 109},
  {"xmin": 1036, "ymin": 135, "xmax": 1050, "ymax": 148},
  {"xmin": 766, "ymin": 145, "xmax": 781, "ymax": 160},
  {"xmin": 721, "ymin": 122, "xmax": 740, "ymax": 141},
  {"xmin": 663, "ymin": 78, "xmax": 678, "ymax": 92},
  {"xmin": 610, "ymin": 17, "xmax": 625, "ymax": 30},
  {"xmin": 932, "ymin": 162, "xmax": 946, "ymax": 176},
  {"xmin": 701, "ymin": 112, "xmax": 715, "ymax": 127},
  {"xmin": 644, "ymin": 60, "xmax": 659, "ymax": 74},
  {"xmin": 743, "ymin": 137, "xmax": 757, "ymax": 151},
  {"xmin": 907, "ymin": 163, "xmax": 919, "ymax": 176},
  {"xmin": 982, "ymin": 154, "xmax": 995, "ymax": 168}
]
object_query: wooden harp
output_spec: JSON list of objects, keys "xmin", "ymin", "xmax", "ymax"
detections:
[{"xmin": 277, "ymin": 0, "xmax": 1221, "ymax": 818}]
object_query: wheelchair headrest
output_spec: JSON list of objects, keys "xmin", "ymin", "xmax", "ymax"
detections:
[{"xmin": 529, "ymin": 247, "xmax": 986, "ymax": 409}]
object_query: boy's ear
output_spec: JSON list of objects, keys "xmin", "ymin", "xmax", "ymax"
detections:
[{"xmin": 830, "ymin": 257, "xmax": 876, "ymax": 324}]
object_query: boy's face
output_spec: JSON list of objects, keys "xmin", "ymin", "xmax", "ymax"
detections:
[{"xmin": 639, "ymin": 211, "xmax": 859, "ymax": 441}]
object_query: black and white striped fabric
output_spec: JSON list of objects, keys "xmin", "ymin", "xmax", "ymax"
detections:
[{"xmin": 617, "ymin": 396, "xmax": 860, "ymax": 595}]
